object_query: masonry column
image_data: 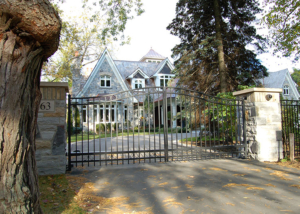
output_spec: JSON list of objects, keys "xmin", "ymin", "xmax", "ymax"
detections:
[
  {"xmin": 36, "ymin": 82, "xmax": 69, "ymax": 175},
  {"xmin": 233, "ymin": 88, "xmax": 283, "ymax": 162}
]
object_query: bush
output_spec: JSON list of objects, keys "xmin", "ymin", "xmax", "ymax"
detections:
[{"xmin": 72, "ymin": 127, "xmax": 83, "ymax": 134}]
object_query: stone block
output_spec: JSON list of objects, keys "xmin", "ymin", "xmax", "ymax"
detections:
[
  {"xmin": 44, "ymin": 107, "xmax": 65, "ymax": 117},
  {"xmin": 55, "ymin": 100, "xmax": 66, "ymax": 108},
  {"xmin": 40, "ymin": 131, "xmax": 55, "ymax": 140},
  {"xmin": 35, "ymin": 148, "xmax": 52, "ymax": 157},
  {"xmin": 256, "ymin": 117, "xmax": 266, "ymax": 125},
  {"xmin": 52, "ymin": 125, "xmax": 66, "ymax": 155},
  {"xmin": 36, "ymin": 140, "xmax": 52, "ymax": 150},
  {"xmin": 39, "ymin": 125, "xmax": 57, "ymax": 132},
  {"xmin": 272, "ymin": 115, "xmax": 282, "ymax": 123},
  {"xmin": 38, "ymin": 117, "xmax": 61, "ymax": 125}
]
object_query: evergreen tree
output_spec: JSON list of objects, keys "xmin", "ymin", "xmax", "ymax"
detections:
[{"xmin": 167, "ymin": 0, "xmax": 268, "ymax": 94}]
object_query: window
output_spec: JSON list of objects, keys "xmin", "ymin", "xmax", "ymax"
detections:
[
  {"xmin": 83, "ymin": 105, "xmax": 87, "ymax": 122},
  {"xmin": 91, "ymin": 104, "xmax": 115, "ymax": 123},
  {"xmin": 283, "ymin": 85, "xmax": 289, "ymax": 95},
  {"xmin": 100, "ymin": 75, "xmax": 111, "ymax": 87},
  {"xmin": 160, "ymin": 75, "xmax": 172, "ymax": 87},
  {"xmin": 134, "ymin": 79, "xmax": 143, "ymax": 89},
  {"xmin": 133, "ymin": 79, "xmax": 144, "ymax": 89}
]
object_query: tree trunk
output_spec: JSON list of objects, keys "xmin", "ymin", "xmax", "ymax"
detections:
[
  {"xmin": 0, "ymin": 1, "xmax": 61, "ymax": 213},
  {"xmin": 213, "ymin": 0, "xmax": 227, "ymax": 93}
]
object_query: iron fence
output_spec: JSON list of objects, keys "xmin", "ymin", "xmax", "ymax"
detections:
[
  {"xmin": 281, "ymin": 100, "xmax": 300, "ymax": 157},
  {"xmin": 67, "ymin": 87, "xmax": 247, "ymax": 170}
]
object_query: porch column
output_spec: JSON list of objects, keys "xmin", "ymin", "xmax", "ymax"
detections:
[
  {"xmin": 233, "ymin": 88, "xmax": 283, "ymax": 162},
  {"xmin": 172, "ymin": 99, "xmax": 177, "ymax": 128}
]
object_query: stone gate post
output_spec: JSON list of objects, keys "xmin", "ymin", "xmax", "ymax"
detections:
[
  {"xmin": 36, "ymin": 82, "xmax": 69, "ymax": 175},
  {"xmin": 233, "ymin": 88, "xmax": 283, "ymax": 161}
]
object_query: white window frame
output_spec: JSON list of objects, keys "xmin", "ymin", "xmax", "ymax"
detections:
[
  {"xmin": 160, "ymin": 75, "xmax": 172, "ymax": 87},
  {"xmin": 283, "ymin": 85, "xmax": 289, "ymax": 95},
  {"xmin": 132, "ymin": 78, "xmax": 145, "ymax": 90},
  {"xmin": 100, "ymin": 75, "xmax": 111, "ymax": 87},
  {"xmin": 93, "ymin": 104, "xmax": 116, "ymax": 123},
  {"xmin": 82, "ymin": 105, "xmax": 87, "ymax": 123}
]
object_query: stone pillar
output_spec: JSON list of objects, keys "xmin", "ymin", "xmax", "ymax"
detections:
[
  {"xmin": 233, "ymin": 88, "xmax": 283, "ymax": 162},
  {"xmin": 36, "ymin": 82, "xmax": 69, "ymax": 175}
]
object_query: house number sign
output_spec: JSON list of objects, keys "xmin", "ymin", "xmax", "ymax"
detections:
[{"xmin": 39, "ymin": 100, "xmax": 55, "ymax": 112}]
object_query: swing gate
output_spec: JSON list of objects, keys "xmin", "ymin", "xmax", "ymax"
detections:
[{"xmin": 67, "ymin": 87, "xmax": 247, "ymax": 170}]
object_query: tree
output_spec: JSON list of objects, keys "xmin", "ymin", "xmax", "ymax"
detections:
[
  {"xmin": 0, "ymin": 0, "xmax": 61, "ymax": 212},
  {"xmin": 262, "ymin": 0, "xmax": 300, "ymax": 61},
  {"xmin": 167, "ymin": 0, "xmax": 268, "ymax": 94},
  {"xmin": 0, "ymin": 0, "xmax": 143, "ymax": 212},
  {"xmin": 42, "ymin": 9, "xmax": 115, "ymax": 83},
  {"xmin": 291, "ymin": 68, "xmax": 300, "ymax": 92},
  {"xmin": 43, "ymin": 0, "xmax": 144, "ymax": 84}
]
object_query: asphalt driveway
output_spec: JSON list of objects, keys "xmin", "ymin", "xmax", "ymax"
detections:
[{"xmin": 68, "ymin": 159, "xmax": 300, "ymax": 213}]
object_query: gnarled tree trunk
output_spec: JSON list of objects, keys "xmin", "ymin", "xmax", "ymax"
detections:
[{"xmin": 0, "ymin": 1, "xmax": 61, "ymax": 213}]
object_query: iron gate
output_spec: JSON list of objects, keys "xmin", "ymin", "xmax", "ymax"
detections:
[
  {"xmin": 67, "ymin": 87, "xmax": 247, "ymax": 170},
  {"xmin": 281, "ymin": 99, "xmax": 300, "ymax": 158}
]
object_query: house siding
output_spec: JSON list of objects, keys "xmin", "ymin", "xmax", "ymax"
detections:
[
  {"xmin": 282, "ymin": 77, "xmax": 298, "ymax": 100},
  {"xmin": 81, "ymin": 57, "xmax": 124, "ymax": 97}
]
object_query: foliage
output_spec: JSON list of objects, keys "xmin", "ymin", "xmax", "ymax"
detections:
[
  {"xmin": 39, "ymin": 174, "xmax": 84, "ymax": 213},
  {"xmin": 143, "ymin": 95, "xmax": 153, "ymax": 115},
  {"xmin": 167, "ymin": 0, "xmax": 268, "ymax": 95},
  {"xmin": 262, "ymin": 0, "xmax": 300, "ymax": 61},
  {"xmin": 291, "ymin": 68, "xmax": 300, "ymax": 92},
  {"xmin": 44, "ymin": 0, "xmax": 144, "ymax": 84}
]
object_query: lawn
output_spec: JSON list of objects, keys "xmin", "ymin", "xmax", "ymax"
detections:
[
  {"xmin": 39, "ymin": 174, "xmax": 84, "ymax": 214},
  {"xmin": 70, "ymin": 128, "xmax": 189, "ymax": 142}
]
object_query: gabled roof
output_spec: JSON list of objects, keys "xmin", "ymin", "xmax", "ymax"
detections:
[
  {"xmin": 76, "ymin": 49, "xmax": 175, "ymax": 96},
  {"xmin": 139, "ymin": 48, "xmax": 166, "ymax": 61},
  {"xmin": 77, "ymin": 48, "xmax": 128, "ymax": 97},
  {"xmin": 114, "ymin": 60, "xmax": 159, "ymax": 79},
  {"xmin": 261, "ymin": 69, "xmax": 287, "ymax": 88},
  {"xmin": 260, "ymin": 68, "xmax": 300, "ymax": 99},
  {"xmin": 151, "ymin": 58, "xmax": 175, "ymax": 77},
  {"xmin": 126, "ymin": 67, "xmax": 150, "ymax": 79}
]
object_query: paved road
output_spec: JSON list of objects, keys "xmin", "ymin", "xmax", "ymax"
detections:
[
  {"xmin": 70, "ymin": 131, "xmax": 200, "ymax": 153},
  {"xmin": 68, "ymin": 131, "xmax": 243, "ymax": 164},
  {"xmin": 68, "ymin": 159, "xmax": 300, "ymax": 213}
]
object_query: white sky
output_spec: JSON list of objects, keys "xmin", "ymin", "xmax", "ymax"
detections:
[{"xmin": 60, "ymin": 0, "xmax": 300, "ymax": 73}]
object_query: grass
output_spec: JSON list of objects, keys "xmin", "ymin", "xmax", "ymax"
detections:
[
  {"xmin": 39, "ymin": 174, "xmax": 84, "ymax": 214},
  {"xmin": 180, "ymin": 136, "xmax": 236, "ymax": 143},
  {"xmin": 70, "ymin": 128, "xmax": 189, "ymax": 142}
]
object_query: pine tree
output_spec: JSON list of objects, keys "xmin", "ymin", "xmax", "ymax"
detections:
[{"xmin": 167, "ymin": 0, "xmax": 268, "ymax": 94}]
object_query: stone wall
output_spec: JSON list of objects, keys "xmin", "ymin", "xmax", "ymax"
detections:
[
  {"xmin": 36, "ymin": 82, "xmax": 69, "ymax": 175},
  {"xmin": 233, "ymin": 88, "xmax": 283, "ymax": 162}
]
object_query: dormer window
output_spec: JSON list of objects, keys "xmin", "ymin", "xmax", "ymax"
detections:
[
  {"xmin": 100, "ymin": 75, "xmax": 111, "ymax": 87},
  {"xmin": 133, "ymin": 79, "xmax": 145, "ymax": 89},
  {"xmin": 283, "ymin": 85, "xmax": 289, "ymax": 95}
]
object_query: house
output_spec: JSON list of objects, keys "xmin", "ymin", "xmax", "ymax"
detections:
[
  {"xmin": 71, "ymin": 48, "xmax": 179, "ymax": 130},
  {"xmin": 260, "ymin": 68, "xmax": 300, "ymax": 100}
]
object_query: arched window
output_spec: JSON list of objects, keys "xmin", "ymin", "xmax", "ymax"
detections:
[
  {"xmin": 100, "ymin": 75, "xmax": 111, "ymax": 87},
  {"xmin": 283, "ymin": 85, "xmax": 289, "ymax": 95}
]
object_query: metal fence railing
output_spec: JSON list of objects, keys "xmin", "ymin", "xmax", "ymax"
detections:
[
  {"xmin": 67, "ymin": 87, "xmax": 247, "ymax": 170},
  {"xmin": 281, "ymin": 99, "xmax": 300, "ymax": 158}
]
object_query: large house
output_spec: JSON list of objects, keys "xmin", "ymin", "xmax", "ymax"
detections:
[
  {"xmin": 72, "ymin": 48, "xmax": 178, "ymax": 130},
  {"xmin": 260, "ymin": 68, "xmax": 300, "ymax": 100}
]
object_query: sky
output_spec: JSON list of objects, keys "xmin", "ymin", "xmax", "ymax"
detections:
[{"xmin": 60, "ymin": 0, "xmax": 300, "ymax": 73}]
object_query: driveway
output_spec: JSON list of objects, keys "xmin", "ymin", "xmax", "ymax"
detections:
[{"xmin": 68, "ymin": 159, "xmax": 300, "ymax": 213}]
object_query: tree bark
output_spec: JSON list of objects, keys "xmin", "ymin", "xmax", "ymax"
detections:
[
  {"xmin": 0, "ymin": 0, "xmax": 61, "ymax": 213},
  {"xmin": 213, "ymin": 0, "xmax": 227, "ymax": 93}
]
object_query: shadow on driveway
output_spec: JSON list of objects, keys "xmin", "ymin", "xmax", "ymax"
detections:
[{"xmin": 67, "ymin": 159, "xmax": 300, "ymax": 213}]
